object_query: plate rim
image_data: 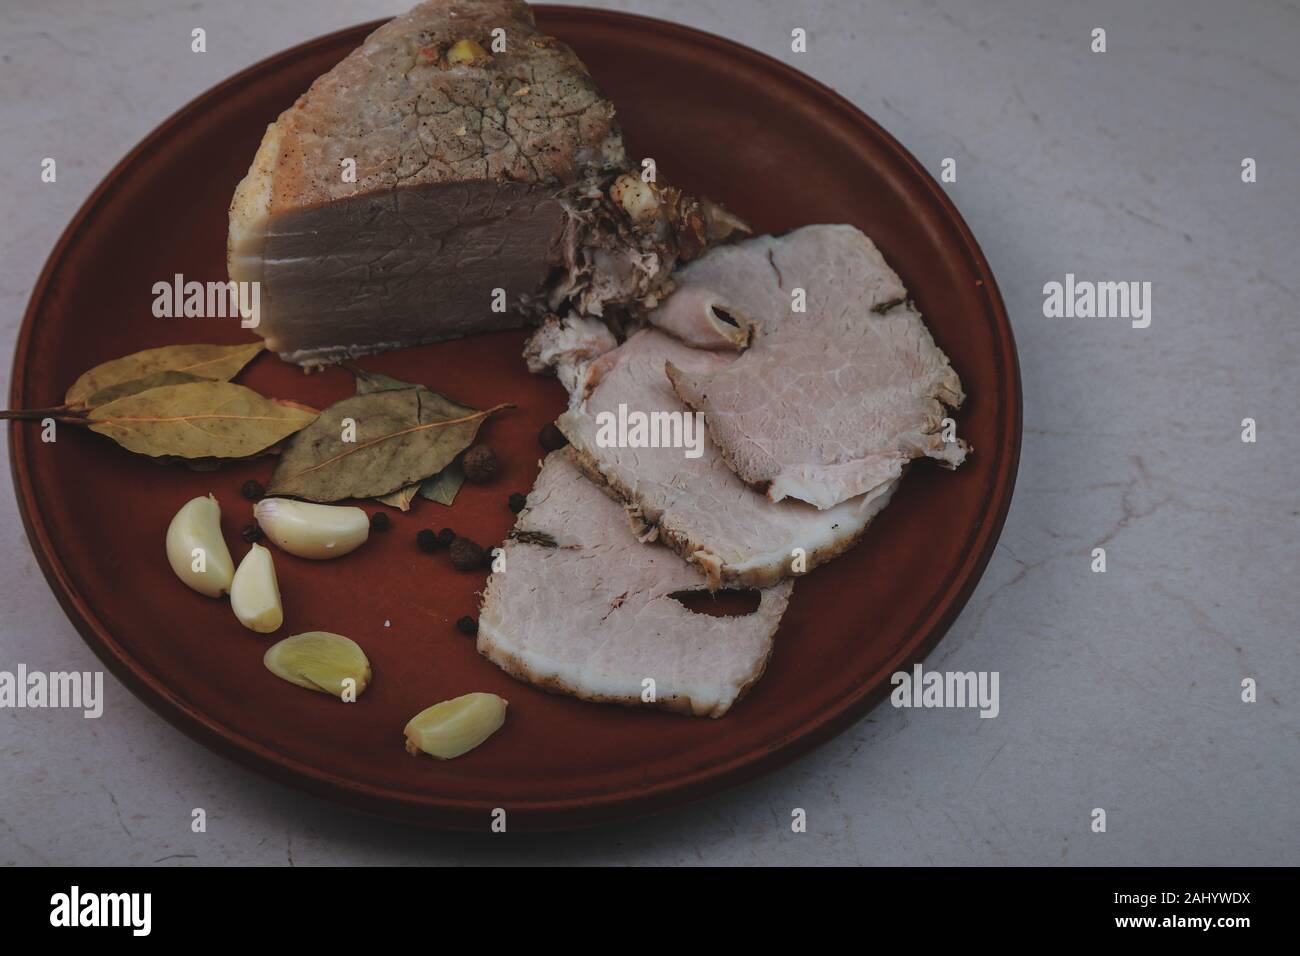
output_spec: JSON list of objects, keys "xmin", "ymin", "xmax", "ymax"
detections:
[{"xmin": 7, "ymin": 4, "xmax": 1022, "ymax": 830}]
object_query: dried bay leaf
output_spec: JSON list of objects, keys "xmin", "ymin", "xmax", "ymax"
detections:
[
  {"xmin": 357, "ymin": 368, "xmax": 423, "ymax": 510},
  {"xmin": 85, "ymin": 370, "xmax": 206, "ymax": 407},
  {"xmin": 353, "ymin": 367, "xmax": 475, "ymax": 509},
  {"xmin": 353, "ymin": 367, "xmax": 415, "ymax": 395},
  {"xmin": 87, "ymin": 381, "xmax": 316, "ymax": 459},
  {"xmin": 376, "ymin": 482, "xmax": 421, "ymax": 511},
  {"xmin": 376, "ymin": 447, "xmax": 469, "ymax": 510},
  {"xmin": 65, "ymin": 342, "xmax": 263, "ymax": 408},
  {"xmin": 268, "ymin": 386, "xmax": 511, "ymax": 502},
  {"xmin": 357, "ymin": 369, "xmax": 421, "ymax": 510},
  {"xmin": 418, "ymin": 458, "xmax": 466, "ymax": 506}
]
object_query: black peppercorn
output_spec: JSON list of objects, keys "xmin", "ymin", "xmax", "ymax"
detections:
[
  {"xmin": 449, "ymin": 537, "xmax": 486, "ymax": 571},
  {"xmin": 538, "ymin": 422, "xmax": 568, "ymax": 451},
  {"xmin": 456, "ymin": 615, "xmax": 478, "ymax": 636},
  {"xmin": 416, "ymin": 529, "xmax": 439, "ymax": 552},
  {"xmin": 240, "ymin": 523, "xmax": 264, "ymax": 544},
  {"xmin": 240, "ymin": 479, "xmax": 265, "ymax": 501},
  {"xmin": 508, "ymin": 492, "xmax": 527, "ymax": 514},
  {"xmin": 370, "ymin": 512, "xmax": 391, "ymax": 532},
  {"xmin": 462, "ymin": 444, "xmax": 498, "ymax": 483},
  {"xmin": 437, "ymin": 528, "xmax": 456, "ymax": 547}
]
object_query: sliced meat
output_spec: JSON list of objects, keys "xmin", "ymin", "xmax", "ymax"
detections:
[
  {"xmin": 556, "ymin": 328, "xmax": 900, "ymax": 588},
  {"xmin": 229, "ymin": 0, "xmax": 744, "ymax": 366},
  {"xmin": 478, "ymin": 453, "xmax": 793, "ymax": 717},
  {"xmin": 654, "ymin": 225, "xmax": 968, "ymax": 510}
]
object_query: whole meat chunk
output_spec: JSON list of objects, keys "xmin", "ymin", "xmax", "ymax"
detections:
[{"xmin": 228, "ymin": 0, "xmax": 743, "ymax": 365}]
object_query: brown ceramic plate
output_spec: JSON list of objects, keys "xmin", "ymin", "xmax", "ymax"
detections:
[{"xmin": 8, "ymin": 7, "xmax": 1020, "ymax": 830}]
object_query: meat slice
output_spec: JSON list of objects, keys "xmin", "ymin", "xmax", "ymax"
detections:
[
  {"xmin": 477, "ymin": 453, "xmax": 793, "ymax": 717},
  {"xmin": 655, "ymin": 225, "xmax": 968, "ymax": 510},
  {"xmin": 229, "ymin": 0, "xmax": 743, "ymax": 366},
  {"xmin": 556, "ymin": 328, "xmax": 900, "ymax": 588}
]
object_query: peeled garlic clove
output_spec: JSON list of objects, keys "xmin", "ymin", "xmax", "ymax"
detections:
[
  {"xmin": 264, "ymin": 631, "xmax": 371, "ymax": 699},
  {"xmin": 166, "ymin": 494, "xmax": 234, "ymax": 597},
  {"xmin": 253, "ymin": 498, "xmax": 369, "ymax": 559},
  {"xmin": 230, "ymin": 543, "xmax": 283, "ymax": 633},
  {"xmin": 447, "ymin": 38, "xmax": 490, "ymax": 65},
  {"xmin": 404, "ymin": 693, "xmax": 508, "ymax": 760},
  {"xmin": 610, "ymin": 172, "xmax": 659, "ymax": 223}
]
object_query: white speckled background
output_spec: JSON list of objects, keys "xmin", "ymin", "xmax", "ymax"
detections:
[{"xmin": 1, "ymin": 0, "xmax": 1296, "ymax": 866}]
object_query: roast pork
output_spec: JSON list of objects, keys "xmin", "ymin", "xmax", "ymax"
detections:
[
  {"xmin": 656, "ymin": 225, "xmax": 968, "ymax": 510},
  {"xmin": 553, "ymin": 327, "xmax": 900, "ymax": 588},
  {"xmin": 228, "ymin": 0, "xmax": 742, "ymax": 366},
  {"xmin": 477, "ymin": 453, "xmax": 792, "ymax": 717}
]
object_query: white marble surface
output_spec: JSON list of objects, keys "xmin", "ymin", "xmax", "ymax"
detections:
[{"xmin": 1, "ymin": 0, "xmax": 1296, "ymax": 866}]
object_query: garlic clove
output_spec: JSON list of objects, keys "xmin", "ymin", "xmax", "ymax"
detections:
[
  {"xmin": 166, "ymin": 494, "xmax": 234, "ymax": 597},
  {"xmin": 253, "ymin": 498, "xmax": 369, "ymax": 559},
  {"xmin": 264, "ymin": 631, "xmax": 371, "ymax": 699},
  {"xmin": 447, "ymin": 38, "xmax": 490, "ymax": 65},
  {"xmin": 610, "ymin": 172, "xmax": 660, "ymax": 223},
  {"xmin": 404, "ymin": 693, "xmax": 508, "ymax": 760},
  {"xmin": 230, "ymin": 542, "xmax": 283, "ymax": 633}
]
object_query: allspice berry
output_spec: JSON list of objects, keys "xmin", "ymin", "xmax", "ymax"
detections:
[
  {"xmin": 508, "ymin": 492, "xmax": 527, "ymax": 514},
  {"xmin": 449, "ymin": 537, "xmax": 486, "ymax": 571},
  {"xmin": 370, "ymin": 512, "xmax": 392, "ymax": 532},
  {"xmin": 538, "ymin": 422, "xmax": 568, "ymax": 452},
  {"xmin": 437, "ymin": 528, "xmax": 456, "ymax": 547},
  {"xmin": 416, "ymin": 529, "xmax": 439, "ymax": 552},
  {"xmin": 240, "ymin": 479, "xmax": 265, "ymax": 501},
  {"xmin": 456, "ymin": 615, "xmax": 478, "ymax": 636},
  {"xmin": 462, "ymin": 444, "xmax": 498, "ymax": 484}
]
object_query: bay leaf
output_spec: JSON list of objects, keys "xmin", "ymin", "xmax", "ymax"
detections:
[
  {"xmin": 155, "ymin": 440, "xmax": 290, "ymax": 471},
  {"xmin": 85, "ymin": 370, "xmax": 206, "ymax": 407},
  {"xmin": 375, "ymin": 453, "xmax": 467, "ymax": 510},
  {"xmin": 375, "ymin": 482, "xmax": 421, "ymax": 511},
  {"xmin": 418, "ymin": 458, "xmax": 466, "ymax": 506},
  {"xmin": 267, "ymin": 387, "xmax": 511, "ymax": 502},
  {"xmin": 65, "ymin": 341, "xmax": 264, "ymax": 408},
  {"xmin": 353, "ymin": 366, "xmax": 479, "ymax": 509},
  {"xmin": 353, "ymin": 367, "xmax": 416, "ymax": 395},
  {"xmin": 87, "ymin": 381, "xmax": 316, "ymax": 459},
  {"xmin": 357, "ymin": 368, "xmax": 425, "ymax": 510}
]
